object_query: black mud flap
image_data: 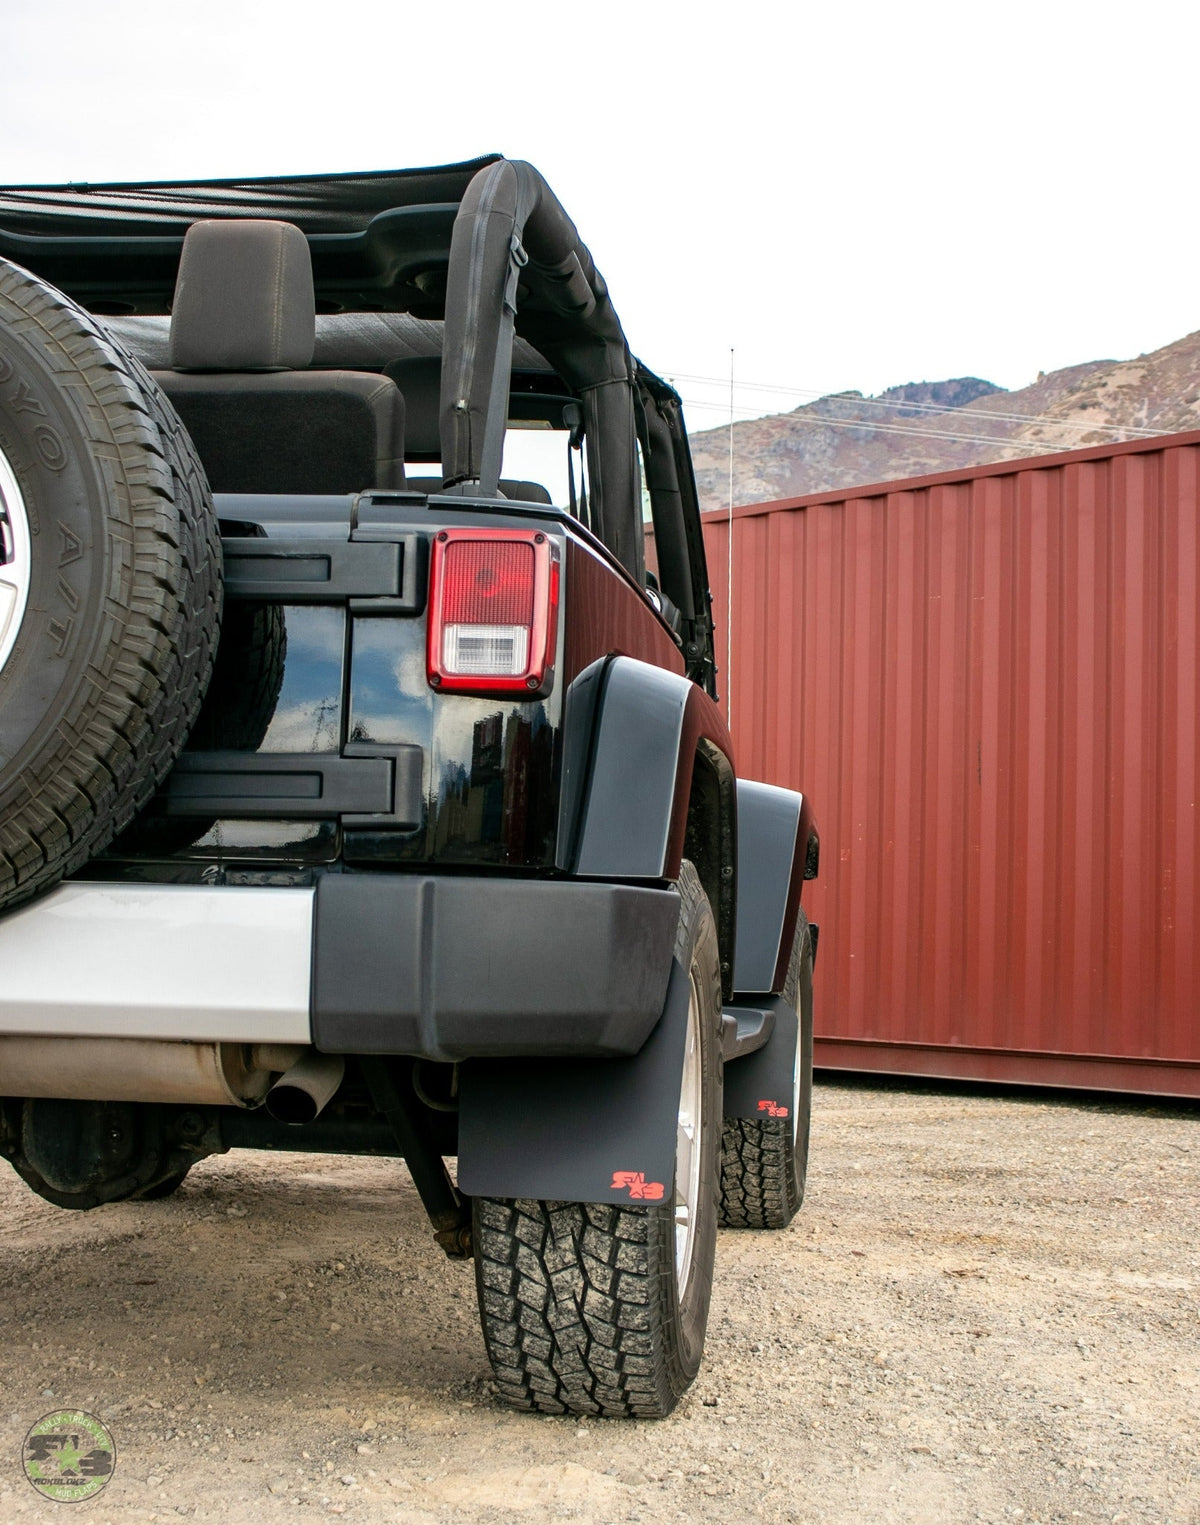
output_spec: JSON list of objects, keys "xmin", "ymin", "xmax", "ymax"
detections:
[
  {"xmin": 456, "ymin": 959, "xmax": 690, "ymax": 1206},
  {"xmin": 722, "ymin": 995, "xmax": 799, "ymax": 1122}
]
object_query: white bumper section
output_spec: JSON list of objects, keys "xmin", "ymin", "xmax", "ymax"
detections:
[{"xmin": 0, "ymin": 882, "xmax": 314, "ymax": 1043}]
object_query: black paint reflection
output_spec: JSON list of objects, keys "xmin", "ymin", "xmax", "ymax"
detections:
[
  {"xmin": 186, "ymin": 602, "xmax": 289, "ymax": 753},
  {"xmin": 190, "ymin": 603, "xmax": 344, "ymax": 756},
  {"xmin": 256, "ymin": 605, "xmax": 344, "ymax": 754},
  {"xmin": 348, "ymin": 617, "xmax": 432, "ymax": 745},
  {"xmin": 432, "ymin": 705, "xmax": 556, "ymax": 865}
]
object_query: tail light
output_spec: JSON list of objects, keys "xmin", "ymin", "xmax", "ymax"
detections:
[{"xmin": 427, "ymin": 528, "xmax": 559, "ymax": 696}]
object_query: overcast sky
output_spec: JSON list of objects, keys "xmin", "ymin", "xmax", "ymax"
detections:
[{"xmin": 4, "ymin": 0, "xmax": 1198, "ymax": 428}]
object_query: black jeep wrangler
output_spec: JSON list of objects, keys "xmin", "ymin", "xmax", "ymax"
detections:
[{"xmin": 0, "ymin": 156, "xmax": 817, "ymax": 1419}]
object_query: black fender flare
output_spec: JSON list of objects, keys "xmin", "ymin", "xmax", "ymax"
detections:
[
  {"xmin": 724, "ymin": 783, "xmax": 817, "ymax": 1121},
  {"xmin": 557, "ymin": 654, "xmax": 737, "ymax": 991},
  {"xmin": 732, "ymin": 779, "xmax": 818, "ymax": 994}
]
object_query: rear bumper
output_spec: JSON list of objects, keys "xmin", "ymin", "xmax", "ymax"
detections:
[
  {"xmin": 312, "ymin": 873, "xmax": 680, "ymax": 1059},
  {"xmin": 0, "ymin": 882, "xmax": 313, "ymax": 1043},
  {"xmin": 0, "ymin": 876, "xmax": 680, "ymax": 1062}
]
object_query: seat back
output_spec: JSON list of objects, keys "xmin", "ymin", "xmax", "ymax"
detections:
[
  {"xmin": 385, "ymin": 357, "xmax": 552, "ymax": 503},
  {"xmin": 154, "ymin": 219, "xmax": 405, "ymax": 494}
]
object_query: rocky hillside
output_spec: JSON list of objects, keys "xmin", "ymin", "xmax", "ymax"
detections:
[{"xmin": 689, "ymin": 329, "xmax": 1200, "ymax": 509}]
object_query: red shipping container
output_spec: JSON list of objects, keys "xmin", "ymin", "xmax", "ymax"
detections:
[{"xmin": 701, "ymin": 430, "xmax": 1200, "ymax": 1096}]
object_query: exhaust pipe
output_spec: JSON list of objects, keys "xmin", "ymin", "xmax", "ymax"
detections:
[
  {"xmin": 0, "ymin": 1038, "xmax": 342, "ymax": 1120},
  {"xmin": 264, "ymin": 1051, "xmax": 345, "ymax": 1125}
]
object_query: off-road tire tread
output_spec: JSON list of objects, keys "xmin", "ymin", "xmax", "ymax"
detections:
[
  {"xmin": 719, "ymin": 1114, "xmax": 800, "ymax": 1228},
  {"xmin": 718, "ymin": 917, "xmax": 812, "ymax": 1230},
  {"xmin": 474, "ymin": 1196, "xmax": 680, "ymax": 1419},
  {"xmin": 0, "ymin": 259, "xmax": 220, "ymax": 909}
]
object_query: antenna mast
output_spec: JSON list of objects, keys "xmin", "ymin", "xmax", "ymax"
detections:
[{"xmin": 726, "ymin": 347, "xmax": 735, "ymax": 726}]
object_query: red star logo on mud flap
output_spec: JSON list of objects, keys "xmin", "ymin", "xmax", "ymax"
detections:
[{"xmin": 610, "ymin": 1171, "xmax": 666, "ymax": 1201}]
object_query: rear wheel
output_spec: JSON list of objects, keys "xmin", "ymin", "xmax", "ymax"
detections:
[
  {"xmin": 472, "ymin": 861, "xmax": 722, "ymax": 1418},
  {"xmin": 0, "ymin": 258, "xmax": 220, "ymax": 910},
  {"xmin": 719, "ymin": 912, "xmax": 814, "ymax": 1229}
]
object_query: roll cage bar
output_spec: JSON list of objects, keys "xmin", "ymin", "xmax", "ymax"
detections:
[{"xmin": 438, "ymin": 161, "xmax": 639, "ymax": 569}]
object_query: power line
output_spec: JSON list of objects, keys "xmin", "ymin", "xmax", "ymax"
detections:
[
  {"xmin": 671, "ymin": 370, "xmax": 1164, "ymax": 439},
  {"xmin": 677, "ymin": 395, "xmax": 1111, "ymax": 452},
  {"xmin": 676, "ymin": 371, "xmax": 1164, "ymax": 437}
]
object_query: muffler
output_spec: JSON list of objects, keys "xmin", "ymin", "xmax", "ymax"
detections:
[
  {"xmin": 0, "ymin": 1037, "xmax": 308, "ymax": 1108},
  {"xmin": 264, "ymin": 1051, "xmax": 346, "ymax": 1125}
]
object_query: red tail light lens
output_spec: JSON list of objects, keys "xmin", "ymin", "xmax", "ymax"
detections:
[{"xmin": 427, "ymin": 528, "xmax": 559, "ymax": 695}]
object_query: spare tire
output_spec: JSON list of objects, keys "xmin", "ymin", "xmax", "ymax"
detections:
[{"xmin": 0, "ymin": 258, "xmax": 221, "ymax": 911}]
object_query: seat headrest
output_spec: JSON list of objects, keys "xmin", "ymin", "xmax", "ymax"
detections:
[{"xmin": 169, "ymin": 219, "xmax": 315, "ymax": 372}]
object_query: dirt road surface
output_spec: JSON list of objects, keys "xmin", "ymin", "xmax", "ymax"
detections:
[{"xmin": 0, "ymin": 1080, "xmax": 1195, "ymax": 1525}]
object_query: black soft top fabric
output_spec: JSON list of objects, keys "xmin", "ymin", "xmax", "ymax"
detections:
[{"xmin": 0, "ymin": 156, "xmax": 501, "ymax": 237}]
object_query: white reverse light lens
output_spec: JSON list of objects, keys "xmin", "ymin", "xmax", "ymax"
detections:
[{"xmin": 443, "ymin": 623, "xmax": 530, "ymax": 676}]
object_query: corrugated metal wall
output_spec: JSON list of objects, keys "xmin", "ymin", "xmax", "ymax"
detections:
[{"xmin": 702, "ymin": 430, "xmax": 1200, "ymax": 1095}]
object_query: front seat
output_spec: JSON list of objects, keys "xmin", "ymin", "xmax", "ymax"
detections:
[{"xmin": 153, "ymin": 219, "xmax": 405, "ymax": 494}]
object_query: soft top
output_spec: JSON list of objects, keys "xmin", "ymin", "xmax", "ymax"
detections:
[
  {"xmin": 0, "ymin": 154, "xmax": 661, "ymax": 575},
  {"xmin": 0, "ymin": 156, "xmax": 501, "ymax": 237}
]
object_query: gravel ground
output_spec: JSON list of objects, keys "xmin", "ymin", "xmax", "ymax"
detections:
[{"xmin": 0, "ymin": 1079, "xmax": 1195, "ymax": 1525}]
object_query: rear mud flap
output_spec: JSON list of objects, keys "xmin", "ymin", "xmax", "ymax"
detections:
[
  {"xmin": 722, "ymin": 996, "xmax": 799, "ymax": 1122},
  {"xmin": 456, "ymin": 959, "xmax": 690, "ymax": 1205}
]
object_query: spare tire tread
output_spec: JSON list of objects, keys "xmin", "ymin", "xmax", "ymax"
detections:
[{"xmin": 0, "ymin": 259, "xmax": 220, "ymax": 909}]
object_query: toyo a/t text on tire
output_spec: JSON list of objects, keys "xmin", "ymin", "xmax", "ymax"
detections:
[
  {"xmin": 720, "ymin": 911, "xmax": 815, "ymax": 1230},
  {"xmin": 0, "ymin": 258, "xmax": 220, "ymax": 911},
  {"xmin": 472, "ymin": 861, "xmax": 723, "ymax": 1419}
]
